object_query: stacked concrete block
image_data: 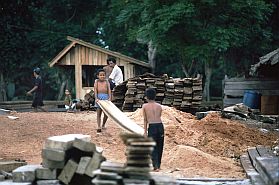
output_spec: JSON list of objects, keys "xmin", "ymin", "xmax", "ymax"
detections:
[
  {"xmin": 12, "ymin": 165, "xmax": 40, "ymax": 183},
  {"xmin": 9, "ymin": 134, "xmax": 106, "ymax": 185}
]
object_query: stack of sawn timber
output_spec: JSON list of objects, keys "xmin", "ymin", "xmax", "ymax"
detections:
[
  {"xmin": 112, "ymin": 73, "xmax": 203, "ymax": 111},
  {"xmin": 11, "ymin": 134, "xmax": 105, "ymax": 185},
  {"xmin": 91, "ymin": 133, "xmax": 177, "ymax": 185}
]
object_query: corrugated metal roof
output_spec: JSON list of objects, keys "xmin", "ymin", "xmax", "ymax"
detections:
[{"xmin": 249, "ymin": 48, "xmax": 279, "ymax": 76}]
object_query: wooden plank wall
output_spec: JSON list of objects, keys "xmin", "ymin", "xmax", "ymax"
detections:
[
  {"xmin": 223, "ymin": 77, "xmax": 279, "ymax": 107},
  {"xmin": 58, "ymin": 45, "xmax": 136, "ymax": 99}
]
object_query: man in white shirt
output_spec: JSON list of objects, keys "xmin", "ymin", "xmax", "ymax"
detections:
[{"xmin": 108, "ymin": 58, "xmax": 123, "ymax": 88}]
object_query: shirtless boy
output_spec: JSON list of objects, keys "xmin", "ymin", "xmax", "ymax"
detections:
[
  {"xmin": 94, "ymin": 69, "xmax": 111, "ymax": 133},
  {"xmin": 142, "ymin": 88, "xmax": 164, "ymax": 172}
]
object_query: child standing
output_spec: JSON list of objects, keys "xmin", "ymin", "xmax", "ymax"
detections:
[
  {"xmin": 142, "ymin": 88, "xmax": 164, "ymax": 172},
  {"xmin": 94, "ymin": 69, "xmax": 111, "ymax": 133}
]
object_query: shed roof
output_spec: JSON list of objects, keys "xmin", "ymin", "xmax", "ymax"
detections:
[
  {"xmin": 249, "ymin": 48, "xmax": 279, "ymax": 76},
  {"xmin": 49, "ymin": 36, "xmax": 151, "ymax": 68}
]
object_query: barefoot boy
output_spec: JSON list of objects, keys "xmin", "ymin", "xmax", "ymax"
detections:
[
  {"xmin": 142, "ymin": 88, "xmax": 164, "ymax": 172},
  {"xmin": 94, "ymin": 69, "xmax": 111, "ymax": 133}
]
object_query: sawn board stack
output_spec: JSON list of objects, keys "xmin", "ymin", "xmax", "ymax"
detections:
[{"xmin": 112, "ymin": 73, "xmax": 203, "ymax": 111}]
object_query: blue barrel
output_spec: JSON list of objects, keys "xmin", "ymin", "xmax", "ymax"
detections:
[{"xmin": 243, "ymin": 90, "xmax": 261, "ymax": 109}]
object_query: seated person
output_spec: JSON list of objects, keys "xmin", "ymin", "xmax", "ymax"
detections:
[{"xmin": 64, "ymin": 89, "xmax": 76, "ymax": 112}]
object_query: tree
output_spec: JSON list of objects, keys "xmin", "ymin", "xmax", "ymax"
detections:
[{"xmin": 103, "ymin": 0, "xmax": 275, "ymax": 100}]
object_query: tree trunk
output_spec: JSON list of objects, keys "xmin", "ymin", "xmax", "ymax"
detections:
[
  {"xmin": 179, "ymin": 60, "xmax": 190, "ymax": 77},
  {"xmin": 0, "ymin": 72, "xmax": 7, "ymax": 102},
  {"xmin": 148, "ymin": 41, "xmax": 157, "ymax": 74},
  {"xmin": 203, "ymin": 61, "xmax": 212, "ymax": 102}
]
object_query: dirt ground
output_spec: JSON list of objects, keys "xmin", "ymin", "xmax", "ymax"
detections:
[{"xmin": 0, "ymin": 106, "xmax": 278, "ymax": 178}]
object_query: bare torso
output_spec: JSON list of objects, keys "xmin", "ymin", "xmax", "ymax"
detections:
[
  {"xmin": 142, "ymin": 101, "xmax": 162, "ymax": 124},
  {"xmin": 95, "ymin": 80, "xmax": 109, "ymax": 94}
]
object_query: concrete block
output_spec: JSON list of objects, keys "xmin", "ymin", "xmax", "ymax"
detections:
[
  {"xmin": 36, "ymin": 166, "xmax": 57, "ymax": 180},
  {"xmin": 0, "ymin": 161, "xmax": 27, "ymax": 172},
  {"xmin": 58, "ymin": 160, "xmax": 78, "ymax": 185},
  {"xmin": 76, "ymin": 157, "xmax": 91, "ymax": 175},
  {"xmin": 73, "ymin": 138, "xmax": 96, "ymax": 152},
  {"xmin": 42, "ymin": 158, "xmax": 65, "ymax": 169},
  {"xmin": 36, "ymin": 180, "xmax": 62, "ymax": 185},
  {"xmin": 12, "ymin": 164, "xmax": 41, "ymax": 182},
  {"xmin": 44, "ymin": 134, "xmax": 91, "ymax": 151},
  {"xmin": 42, "ymin": 148, "xmax": 65, "ymax": 162},
  {"xmin": 0, "ymin": 180, "xmax": 31, "ymax": 184},
  {"xmin": 0, "ymin": 175, "xmax": 4, "ymax": 181},
  {"xmin": 85, "ymin": 152, "xmax": 105, "ymax": 177}
]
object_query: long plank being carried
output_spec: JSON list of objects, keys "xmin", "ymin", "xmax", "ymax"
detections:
[{"xmin": 97, "ymin": 100, "xmax": 144, "ymax": 135}]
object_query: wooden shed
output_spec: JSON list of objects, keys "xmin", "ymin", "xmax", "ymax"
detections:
[
  {"xmin": 49, "ymin": 36, "xmax": 151, "ymax": 99},
  {"xmin": 223, "ymin": 48, "xmax": 279, "ymax": 114}
]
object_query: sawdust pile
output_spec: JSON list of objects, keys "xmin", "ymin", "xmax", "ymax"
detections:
[
  {"xmin": 128, "ymin": 106, "xmax": 278, "ymax": 177},
  {"xmin": 0, "ymin": 106, "xmax": 278, "ymax": 178}
]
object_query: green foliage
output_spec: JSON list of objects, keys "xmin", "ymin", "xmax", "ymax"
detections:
[{"xmin": 1, "ymin": 0, "xmax": 278, "ymax": 100}]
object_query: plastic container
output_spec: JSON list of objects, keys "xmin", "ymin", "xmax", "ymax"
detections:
[
  {"xmin": 261, "ymin": 96, "xmax": 279, "ymax": 115},
  {"xmin": 243, "ymin": 90, "xmax": 261, "ymax": 109}
]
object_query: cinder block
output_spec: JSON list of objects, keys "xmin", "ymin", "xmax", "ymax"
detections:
[
  {"xmin": 36, "ymin": 166, "xmax": 57, "ymax": 180},
  {"xmin": 36, "ymin": 180, "xmax": 62, "ymax": 185},
  {"xmin": 44, "ymin": 134, "xmax": 91, "ymax": 151},
  {"xmin": 0, "ymin": 180, "xmax": 32, "ymax": 184},
  {"xmin": 85, "ymin": 152, "xmax": 105, "ymax": 177},
  {"xmin": 42, "ymin": 148, "xmax": 65, "ymax": 162},
  {"xmin": 42, "ymin": 158, "xmax": 65, "ymax": 169},
  {"xmin": 73, "ymin": 138, "xmax": 96, "ymax": 152},
  {"xmin": 0, "ymin": 161, "xmax": 27, "ymax": 172},
  {"xmin": 58, "ymin": 160, "xmax": 78, "ymax": 185},
  {"xmin": 76, "ymin": 157, "xmax": 91, "ymax": 175},
  {"xmin": 12, "ymin": 165, "xmax": 41, "ymax": 182}
]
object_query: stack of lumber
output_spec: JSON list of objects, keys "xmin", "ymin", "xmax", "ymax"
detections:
[
  {"xmin": 240, "ymin": 145, "xmax": 279, "ymax": 185},
  {"xmin": 191, "ymin": 78, "xmax": 203, "ymax": 109},
  {"xmin": 112, "ymin": 73, "xmax": 203, "ymax": 111},
  {"xmin": 112, "ymin": 82, "xmax": 127, "ymax": 108},
  {"xmin": 92, "ymin": 133, "xmax": 155, "ymax": 184},
  {"xmin": 11, "ymin": 134, "xmax": 105, "ymax": 185}
]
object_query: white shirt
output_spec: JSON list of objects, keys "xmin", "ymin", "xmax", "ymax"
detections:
[{"xmin": 109, "ymin": 64, "xmax": 123, "ymax": 85}]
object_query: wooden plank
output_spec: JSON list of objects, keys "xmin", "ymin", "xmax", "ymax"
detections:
[
  {"xmin": 223, "ymin": 97, "xmax": 242, "ymax": 107},
  {"xmin": 240, "ymin": 154, "xmax": 265, "ymax": 185},
  {"xmin": 247, "ymin": 147, "xmax": 261, "ymax": 169},
  {"xmin": 224, "ymin": 78, "xmax": 277, "ymax": 82},
  {"xmin": 224, "ymin": 83, "xmax": 279, "ymax": 90},
  {"xmin": 224, "ymin": 89, "xmax": 279, "ymax": 96},
  {"xmin": 97, "ymin": 100, "xmax": 144, "ymax": 135},
  {"xmin": 66, "ymin": 52, "xmax": 71, "ymax": 65},
  {"xmin": 75, "ymin": 46, "xmax": 82, "ymax": 99},
  {"xmin": 85, "ymin": 47, "xmax": 89, "ymax": 65},
  {"xmin": 70, "ymin": 48, "xmax": 75, "ymax": 65},
  {"xmin": 255, "ymin": 157, "xmax": 279, "ymax": 185},
  {"xmin": 93, "ymin": 50, "xmax": 97, "ymax": 65},
  {"xmin": 256, "ymin": 145, "xmax": 276, "ymax": 157}
]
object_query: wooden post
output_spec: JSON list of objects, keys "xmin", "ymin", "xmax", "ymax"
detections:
[{"xmin": 75, "ymin": 46, "xmax": 82, "ymax": 99}]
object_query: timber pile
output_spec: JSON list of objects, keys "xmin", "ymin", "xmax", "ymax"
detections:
[
  {"xmin": 112, "ymin": 73, "xmax": 203, "ymax": 111},
  {"xmin": 240, "ymin": 145, "xmax": 279, "ymax": 185},
  {"xmin": 91, "ymin": 133, "xmax": 176, "ymax": 185},
  {"xmin": 11, "ymin": 134, "xmax": 105, "ymax": 185}
]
